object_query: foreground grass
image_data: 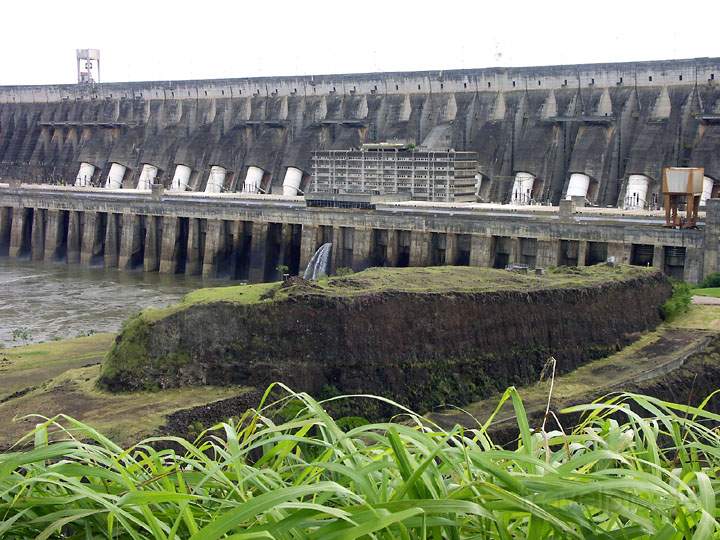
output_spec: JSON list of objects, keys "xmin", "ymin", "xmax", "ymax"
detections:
[{"xmin": 1, "ymin": 385, "xmax": 719, "ymax": 538}]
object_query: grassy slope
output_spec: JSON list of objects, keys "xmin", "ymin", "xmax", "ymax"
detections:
[
  {"xmin": 431, "ymin": 303, "xmax": 720, "ymax": 428},
  {"xmin": 142, "ymin": 264, "xmax": 654, "ymax": 323},
  {"xmin": 0, "ymin": 334, "xmax": 248, "ymax": 449}
]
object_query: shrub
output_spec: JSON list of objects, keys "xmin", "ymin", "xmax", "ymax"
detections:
[
  {"xmin": 700, "ymin": 271, "xmax": 720, "ymax": 288},
  {"xmin": 660, "ymin": 280, "xmax": 693, "ymax": 321}
]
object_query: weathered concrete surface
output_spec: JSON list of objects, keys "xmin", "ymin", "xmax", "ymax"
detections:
[
  {"xmin": 0, "ymin": 184, "xmax": 711, "ymax": 282},
  {"xmin": 1, "ymin": 57, "xmax": 719, "ymax": 207}
]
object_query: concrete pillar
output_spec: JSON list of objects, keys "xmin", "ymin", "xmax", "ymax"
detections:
[
  {"xmin": 409, "ymin": 231, "xmax": 430, "ymax": 267},
  {"xmin": 9, "ymin": 207, "xmax": 27, "ymax": 258},
  {"xmin": 104, "ymin": 213, "xmax": 120, "ymax": 268},
  {"xmin": 607, "ymin": 243, "xmax": 631, "ymax": 265},
  {"xmin": 577, "ymin": 241, "xmax": 588, "ymax": 267},
  {"xmin": 684, "ymin": 247, "xmax": 703, "ymax": 284},
  {"xmin": 386, "ymin": 230, "xmax": 400, "ymax": 267},
  {"xmin": 703, "ymin": 200, "xmax": 720, "ymax": 279},
  {"xmin": 299, "ymin": 224, "xmax": 320, "ymax": 272},
  {"xmin": 248, "ymin": 221, "xmax": 269, "ymax": 283},
  {"xmin": 159, "ymin": 216, "xmax": 180, "ymax": 274},
  {"xmin": 118, "ymin": 214, "xmax": 142, "ymax": 270},
  {"xmin": 330, "ymin": 227, "xmax": 342, "ymax": 273},
  {"xmin": 278, "ymin": 223, "xmax": 294, "ymax": 271},
  {"xmin": 652, "ymin": 245, "xmax": 665, "ymax": 271},
  {"xmin": 143, "ymin": 216, "xmax": 160, "ymax": 272},
  {"xmin": 185, "ymin": 218, "xmax": 203, "ymax": 276},
  {"xmin": 80, "ymin": 212, "xmax": 99, "ymax": 265},
  {"xmin": 445, "ymin": 233, "xmax": 458, "ymax": 265},
  {"xmin": 352, "ymin": 228, "xmax": 373, "ymax": 271},
  {"xmin": 535, "ymin": 239, "xmax": 559, "ymax": 268},
  {"xmin": 67, "ymin": 211, "xmax": 82, "ymax": 264},
  {"xmin": 0, "ymin": 207, "xmax": 12, "ymax": 255},
  {"xmin": 469, "ymin": 235, "xmax": 493, "ymax": 267},
  {"xmin": 202, "ymin": 219, "xmax": 225, "ymax": 278},
  {"xmin": 43, "ymin": 210, "xmax": 62, "ymax": 262},
  {"xmin": 30, "ymin": 209, "xmax": 45, "ymax": 261},
  {"xmin": 509, "ymin": 237, "xmax": 520, "ymax": 265}
]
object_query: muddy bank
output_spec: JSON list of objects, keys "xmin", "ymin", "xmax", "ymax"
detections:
[{"xmin": 100, "ymin": 266, "xmax": 670, "ymax": 415}]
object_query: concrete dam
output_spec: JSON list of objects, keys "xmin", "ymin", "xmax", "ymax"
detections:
[{"xmin": 2, "ymin": 57, "xmax": 720, "ymax": 283}]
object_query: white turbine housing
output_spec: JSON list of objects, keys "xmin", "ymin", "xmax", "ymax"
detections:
[
  {"xmin": 170, "ymin": 164, "xmax": 192, "ymax": 191},
  {"xmin": 511, "ymin": 172, "xmax": 534, "ymax": 205},
  {"xmin": 136, "ymin": 164, "xmax": 158, "ymax": 190},
  {"xmin": 74, "ymin": 162, "xmax": 95, "ymax": 187},
  {"xmin": 105, "ymin": 163, "xmax": 126, "ymax": 189},
  {"xmin": 565, "ymin": 173, "xmax": 590, "ymax": 200},
  {"xmin": 624, "ymin": 174, "xmax": 650, "ymax": 209},
  {"xmin": 243, "ymin": 166, "xmax": 264, "ymax": 193},
  {"xmin": 701, "ymin": 176, "xmax": 714, "ymax": 206},
  {"xmin": 205, "ymin": 165, "xmax": 226, "ymax": 193},
  {"xmin": 282, "ymin": 167, "xmax": 303, "ymax": 196}
]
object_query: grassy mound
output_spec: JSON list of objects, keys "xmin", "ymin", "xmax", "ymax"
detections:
[{"xmin": 1, "ymin": 386, "xmax": 719, "ymax": 538}]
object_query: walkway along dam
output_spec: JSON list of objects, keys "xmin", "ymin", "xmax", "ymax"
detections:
[
  {"xmin": 2, "ymin": 57, "xmax": 720, "ymax": 282},
  {"xmin": 0, "ymin": 184, "xmax": 717, "ymax": 283}
]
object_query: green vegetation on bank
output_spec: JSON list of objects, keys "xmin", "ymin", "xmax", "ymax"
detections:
[
  {"xmin": 1, "ymin": 386, "xmax": 719, "ymax": 538},
  {"xmin": 660, "ymin": 281, "xmax": 693, "ymax": 321},
  {"xmin": 141, "ymin": 264, "xmax": 657, "ymax": 322}
]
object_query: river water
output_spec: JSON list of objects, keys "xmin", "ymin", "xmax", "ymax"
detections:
[{"xmin": 0, "ymin": 258, "xmax": 220, "ymax": 347}]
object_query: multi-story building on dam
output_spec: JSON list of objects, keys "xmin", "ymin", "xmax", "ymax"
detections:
[
  {"xmin": 2, "ymin": 57, "xmax": 720, "ymax": 284},
  {"xmin": 311, "ymin": 145, "xmax": 478, "ymax": 202}
]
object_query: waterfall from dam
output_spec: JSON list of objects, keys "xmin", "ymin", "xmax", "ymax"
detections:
[{"xmin": 303, "ymin": 243, "xmax": 332, "ymax": 280}]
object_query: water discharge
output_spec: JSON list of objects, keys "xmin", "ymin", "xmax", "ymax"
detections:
[
  {"xmin": 0, "ymin": 258, "xmax": 213, "ymax": 347},
  {"xmin": 303, "ymin": 243, "xmax": 333, "ymax": 280}
]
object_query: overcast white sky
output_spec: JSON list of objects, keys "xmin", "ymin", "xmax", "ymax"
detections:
[{"xmin": 2, "ymin": 0, "xmax": 718, "ymax": 85}]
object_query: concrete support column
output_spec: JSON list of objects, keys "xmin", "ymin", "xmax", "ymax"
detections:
[
  {"xmin": 143, "ymin": 216, "xmax": 160, "ymax": 272},
  {"xmin": 535, "ymin": 239, "xmax": 559, "ymax": 268},
  {"xmin": 607, "ymin": 242, "xmax": 631, "ymax": 265},
  {"xmin": 30, "ymin": 210, "xmax": 45, "ymax": 261},
  {"xmin": 330, "ymin": 227, "xmax": 342, "ymax": 273},
  {"xmin": 104, "ymin": 213, "xmax": 120, "ymax": 268},
  {"xmin": 185, "ymin": 218, "xmax": 203, "ymax": 276},
  {"xmin": 703, "ymin": 200, "xmax": 720, "ymax": 279},
  {"xmin": 299, "ymin": 224, "xmax": 320, "ymax": 272},
  {"xmin": 80, "ymin": 212, "xmax": 98, "ymax": 265},
  {"xmin": 469, "ymin": 235, "xmax": 493, "ymax": 267},
  {"xmin": 386, "ymin": 230, "xmax": 399, "ymax": 267},
  {"xmin": 445, "ymin": 233, "xmax": 458, "ymax": 265},
  {"xmin": 409, "ymin": 231, "xmax": 430, "ymax": 267},
  {"xmin": 509, "ymin": 237, "xmax": 520, "ymax": 265},
  {"xmin": 118, "ymin": 214, "xmax": 142, "ymax": 270},
  {"xmin": 248, "ymin": 221, "xmax": 269, "ymax": 283},
  {"xmin": 352, "ymin": 228, "xmax": 373, "ymax": 271},
  {"xmin": 159, "ymin": 216, "xmax": 180, "ymax": 274},
  {"xmin": 67, "ymin": 211, "xmax": 82, "ymax": 264},
  {"xmin": 684, "ymin": 247, "xmax": 703, "ymax": 284},
  {"xmin": 577, "ymin": 241, "xmax": 588, "ymax": 267},
  {"xmin": 9, "ymin": 208, "xmax": 27, "ymax": 258},
  {"xmin": 652, "ymin": 245, "xmax": 665, "ymax": 271},
  {"xmin": 43, "ymin": 210, "xmax": 62, "ymax": 262},
  {"xmin": 0, "ymin": 207, "xmax": 12, "ymax": 255},
  {"xmin": 278, "ymin": 223, "xmax": 294, "ymax": 271},
  {"xmin": 202, "ymin": 219, "xmax": 224, "ymax": 278}
]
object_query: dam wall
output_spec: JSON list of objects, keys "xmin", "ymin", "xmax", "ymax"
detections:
[
  {"xmin": 0, "ymin": 184, "xmax": 713, "ymax": 283},
  {"xmin": 2, "ymin": 57, "xmax": 720, "ymax": 206}
]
